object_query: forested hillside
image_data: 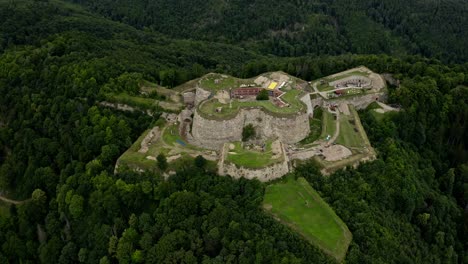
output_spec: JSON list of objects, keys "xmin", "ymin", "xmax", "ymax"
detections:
[
  {"xmin": 0, "ymin": 0, "xmax": 467, "ymax": 263},
  {"xmin": 68, "ymin": 0, "xmax": 468, "ymax": 62}
]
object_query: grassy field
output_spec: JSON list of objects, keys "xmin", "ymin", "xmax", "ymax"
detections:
[
  {"xmin": 140, "ymin": 80, "xmax": 181, "ymax": 99},
  {"xmin": 198, "ymin": 89, "xmax": 305, "ymax": 119},
  {"xmin": 320, "ymin": 110, "xmax": 337, "ymax": 140},
  {"xmin": 200, "ymin": 75, "xmax": 237, "ymax": 90},
  {"xmin": 117, "ymin": 123, "xmax": 210, "ymax": 172},
  {"xmin": 336, "ymin": 115, "xmax": 365, "ymax": 148},
  {"xmin": 162, "ymin": 124, "xmax": 183, "ymax": 146},
  {"xmin": 226, "ymin": 141, "xmax": 282, "ymax": 169},
  {"xmin": 313, "ymin": 105, "xmax": 376, "ymax": 174},
  {"xmin": 349, "ymin": 106, "xmax": 372, "ymax": 148},
  {"xmin": 117, "ymin": 129, "xmax": 166, "ymax": 171},
  {"xmin": 263, "ymin": 177, "xmax": 352, "ymax": 262}
]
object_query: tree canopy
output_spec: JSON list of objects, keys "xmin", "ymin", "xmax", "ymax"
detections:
[{"xmin": 0, "ymin": 0, "xmax": 466, "ymax": 263}]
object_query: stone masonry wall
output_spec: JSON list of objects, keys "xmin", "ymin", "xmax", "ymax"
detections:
[
  {"xmin": 218, "ymin": 142, "xmax": 290, "ymax": 182},
  {"xmin": 221, "ymin": 158, "xmax": 290, "ymax": 182},
  {"xmin": 194, "ymin": 87, "xmax": 211, "ymax": 106},
  {"xmin": 189, "ymin": 108, "xmax": 310, "ymax": 150},
  {"xmin": 326, "ymin": 92, "xmax": 387, "ymax": 109}
]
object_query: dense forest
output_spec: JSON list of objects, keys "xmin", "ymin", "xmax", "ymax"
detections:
[
  {"xmin": 0, "ymin": 0, "xmax": 467, "ymax": 263},
  {"xmin": 68, "ymin": 0, "xmax": 468, "ymax": 62}
]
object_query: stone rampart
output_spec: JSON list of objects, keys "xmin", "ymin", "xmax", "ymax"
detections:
[
  {"xmin": 189, "ymin": 108, "xmax": 310, "ymax": 150},
  {"xmin": 329, "ymin": 75, "xmax": 371, "ymax": 88},
  {"xmin": 194, "ymin": 87, "xmax": 211, "ymax": 106},
  {"xmin": 218, "ymin": 142, "xmax": 290, "ymax": 182},
  {"xmin": 221, "ymin": 158, "xmax": 290, "ymax": 182},
  {"xmin": 326, "ymin": 92, "xmax": 386, "ymax": 109}
]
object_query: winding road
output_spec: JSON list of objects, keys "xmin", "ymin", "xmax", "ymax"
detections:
[{"xmin": 0, "ymin": 195, "xmax": 27, "ymax": 205}]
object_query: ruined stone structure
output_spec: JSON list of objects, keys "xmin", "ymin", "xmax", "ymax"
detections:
[
  {"xmin": 218, "ymin": 141, "xmax": 290, "ymax": 182},
  {"xmin": 220, "ymin": 157, "xmax": 289, "ymax": 182},
  {"xmin": 329, "ymin": 75, "xmax": 372, "ymax": 89},
  {"xmin": 187, "ymin": 107, "xmax": 310, "ymax": 150},
  {"xmin": 310, "ymin": 92, "xmax": 387, "ymax": 110},
  {"xmin": 194, "ymin": 87, "xmax": 211, "ymax": 106}
]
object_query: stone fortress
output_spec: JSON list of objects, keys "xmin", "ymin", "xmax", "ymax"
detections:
[
  {"xmin": 175, "ymin": 67, "xmax": 387, "ymax": 180},
  {"xmin": 117, "ymin": 66, "xmax": 395, "ymax": 181}
]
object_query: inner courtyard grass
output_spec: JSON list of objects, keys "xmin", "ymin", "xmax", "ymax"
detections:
[
  {"xmin": 198, "ymin": 89, "xmax": 305, "ymax": 119},
  {"xmin": 200, "ymin": 75, "xmax": 237, "ymax": 90},
  {"xmin": 336, "ymin": 114, "xmax": 365, "ymax": 148},
  {"xmin": 263, "ymin": 177, "xmax": 352, "ymax": 262},
  {"xmin": 320, "ymin": 110, "xmax": 337, "ymax": 140},
  {"xmin": 226, "ymin": 141, "xmax": 282, "ymax": 168}
]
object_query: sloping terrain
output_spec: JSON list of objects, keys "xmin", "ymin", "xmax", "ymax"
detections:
[{"xmin": 68, "ymin": 0, "xmax": 468, "ymax": 62}]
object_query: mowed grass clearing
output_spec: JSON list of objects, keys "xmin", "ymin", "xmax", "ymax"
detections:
[
  {"xmin": 336, "ymin": 114, "xmax": 365, "ymax": 148},
  {"xmin": 199, "ymin": 74, "xmax": 249, "ymax": 91},
  {"xmin": 263, "ymin": 177, "xmax": 352, "ymax": 262},
  {"xmin": 226, "ymin": 141, "xmax": 282, "ymax": 169},
  {"xmin": 320, "ymin": 110, "xmax": 337, "ymax": 140},
  {"xmin": 198, "ymin": 89, "xmax": 305, "ymax": 119}
]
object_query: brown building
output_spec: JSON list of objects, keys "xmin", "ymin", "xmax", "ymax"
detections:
[{"xmin": 334, "ymin": 89, "xmax": 346, "ymax": 95}]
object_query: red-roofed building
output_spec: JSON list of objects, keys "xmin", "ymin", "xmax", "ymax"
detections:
[{"xmin": 334, "ymin": 89, "xmax": 346, "ymax": 95}]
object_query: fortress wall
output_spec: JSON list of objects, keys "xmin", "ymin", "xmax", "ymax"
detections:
[
  {"xmin": 243, "ymin": 109, "xmax": 310, "ymax": 144},
  {"xmin": 219, "ymin": 142, "xmax": 290, "ymax": 182},
  {"xmin": 189, "ymin": 108, "xmax": 310, "ymax": 150},
  {"xmin": 221, "ymin": 158, "xmax": 289, "ymax": 182},
  {"xmin": 194, "ymin": 87, "xmax": 211, "ymax": 106},
  {"xmin": 326, "ymin": 92, "xmax": 386, "ymax": 109},
  {"xmin": 329, "ymin": 75, "xmax": 371, "ymax": 87},
  {"xmin": 190, "ymin": 110, "xmax": 244, "ymax": 149}
]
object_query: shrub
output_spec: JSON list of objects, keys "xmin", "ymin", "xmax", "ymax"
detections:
[
  {"xmin": 242, "ymin": 124, "xmax": 256, "ymax": 141},
  {"xmin": 256, "ymin": 89, "xmax": 269, "ymax": 100}
]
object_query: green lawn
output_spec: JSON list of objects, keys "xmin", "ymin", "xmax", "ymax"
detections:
[
  {"xmin": 162, "ymin": 124, "xmax": 182, "ymax": 146},
  {"xmin": 336, "ymin": 115, "xmax": 365, "ymax": 148},
  {"xmin": 226, "ymin": 141, "xmax": 282, "ymax": 169},
  {"xmin": 117, "ymin": 124, "xmax": 207, "ymax": 172},
  {"xmin": 320, "ymin": 110, "xmax": 337, "ymax": 140},
  {"xmin": 198, "ymin": 89, "xmax": 305, "ymax": 119},
  {"xmin": 263, "ymin": 177, "xmax": 352, "ymax": 262},
  {"xmin": 200, "ymin": 75, "xmax": 239, "ymax": 91},
  {"xmin": 317, "ymin": 82, "xmax": 335, "ymax": 92}
]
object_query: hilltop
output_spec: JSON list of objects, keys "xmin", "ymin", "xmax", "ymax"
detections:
[{"xmin": 116, "ymin": 67, "xmax": 393, "ymax": 179}]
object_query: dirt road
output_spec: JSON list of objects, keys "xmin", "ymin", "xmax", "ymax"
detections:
[{"xmin": 0, "ymin": 195, "xmax": 27, "ymax": 205}]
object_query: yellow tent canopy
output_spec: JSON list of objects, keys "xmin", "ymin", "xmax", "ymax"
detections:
[{"xmin": 268, "ymin": 82, "xmax": 278, "ymax": 90}]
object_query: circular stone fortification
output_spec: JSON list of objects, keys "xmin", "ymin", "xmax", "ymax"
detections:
[{"xmin": 189, "ymin": 108, "xmax": 310, "ymax": 150}]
